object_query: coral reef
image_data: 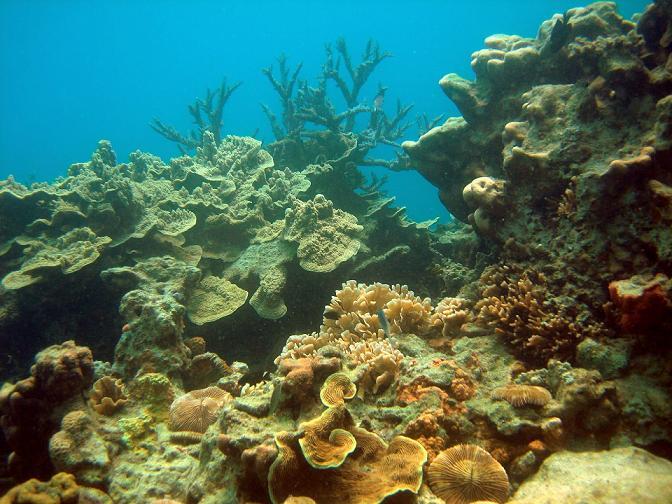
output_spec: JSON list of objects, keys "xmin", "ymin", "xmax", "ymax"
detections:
[
  {"xmin": 403, "ymin": 0, "xmax": 672, "ymax": 363},
  {"xmin": 1, "ymin": 3, "xmax": 671, "ymax": 503}
]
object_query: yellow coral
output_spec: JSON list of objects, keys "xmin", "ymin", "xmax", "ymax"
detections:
[{"xmin": 319, "ymin": 372, "xmax": 357, "ymax": 407}]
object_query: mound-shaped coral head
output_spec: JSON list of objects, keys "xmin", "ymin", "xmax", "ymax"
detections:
[{"xmin": 462, "ymin": 177, "xmax": 506, "ymax": 214}]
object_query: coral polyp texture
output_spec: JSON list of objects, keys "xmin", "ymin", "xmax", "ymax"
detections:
[
  {"xmin": 1, "ymin": 2, "xmax": 672, "ymax": 503},
  {"xmin": 428, "ymin": 444, "xmax": 509, "ymax": 504}
]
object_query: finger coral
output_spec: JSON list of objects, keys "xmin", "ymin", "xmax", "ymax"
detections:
[
  {"xmin": 474, "ymin": 266, "xmax": 607, "ymax": 365},
  {"xmin": 428, "ymin": 444, "xmax": 509, "ymax": 504},
  {"xmin": 169, "ymin": 386, "xmax": 232, "ymax": 433}
]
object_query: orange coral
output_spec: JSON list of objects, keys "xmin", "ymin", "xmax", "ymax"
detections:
[{"xmin": 608, "ymin": 273, "xmax": 672, "ymax": 333}]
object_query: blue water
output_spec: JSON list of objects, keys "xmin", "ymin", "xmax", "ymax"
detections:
[{"xmin": 0, "ymin": 0, "xmax": 648, "ymax": 222}]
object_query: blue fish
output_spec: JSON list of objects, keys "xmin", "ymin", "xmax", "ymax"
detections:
[{"xmin": 377, "ymin": 308, "xmax": 390, "ymax": 338}]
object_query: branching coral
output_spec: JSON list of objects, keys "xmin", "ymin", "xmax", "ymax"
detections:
[
  {"xmin": 474, "ymin": 265, "xmax": 608, "ymax": 365},
  {"xmin": 261, "ymin": 38, "xmax": 413, "ymax": 171},
  {"xmin": 275, "ymin": 280, "xmax": 434, "ymax": 394},
  {"xmin": 151, "ymin": 78, "xmax": 242, "ymax": 153}
]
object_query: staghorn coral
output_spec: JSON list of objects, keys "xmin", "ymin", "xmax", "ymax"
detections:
[
  {"xmin": 427, "ymin": 444, "xmax": 509, "ymax": 504},
  {"xmin": 89, "ymin": 376, "xmax": 128, "ymax": 415},
  {"xmin": 168, "ymin": 386, "xmax": 232, "ymax": 433},
  {"xmin": 151, "ymin": 78, "xmax": 241, "ymax": 152},
  {"xmin": 491, "ymin": 385, "xmax": 552, "ymax": 408}
]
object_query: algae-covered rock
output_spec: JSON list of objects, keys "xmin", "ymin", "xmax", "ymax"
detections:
[
  {"xmin": 103, "ymin": 256, "xmax": 199, "ymax": 380},
  {"xmin": 576, "ymin": 337, "xmax": 630, "ymax": 379},
  {"xmin": 509, "ymin": 447, "xmax": 672, "ymax": 503},
  {"xmin": 49, "ymin": 410, "xmax": 111, "ymax": 487}
]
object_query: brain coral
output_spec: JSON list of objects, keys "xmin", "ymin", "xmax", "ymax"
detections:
[{"xmin": 32, "ymin": 340, "xmax": 94, "ymax": 402}]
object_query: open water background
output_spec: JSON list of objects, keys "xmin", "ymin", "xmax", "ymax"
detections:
[{"xmin": 0, "ymin": 0, "xmax": 648, "ymax": 222}]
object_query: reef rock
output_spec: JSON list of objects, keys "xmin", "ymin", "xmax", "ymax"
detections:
[{"xmin": 509, "ymin": 447, "xmax": 672, "ymax": 503}]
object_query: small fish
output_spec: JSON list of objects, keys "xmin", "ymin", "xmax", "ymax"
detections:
[
  {"xmin": 373, "ymin": 92, "xmax": 385, "ymax": 110},
  {"xmin": 377, "ymin": 308, "xmax": 390, "ymax": 338},
  {"xmin": 323, "ymin": 307, "xmax": 340, "ymax": 320},
  {"xmin": 122, "ymin": 323, "xmax": 131, "ymax": 332}
]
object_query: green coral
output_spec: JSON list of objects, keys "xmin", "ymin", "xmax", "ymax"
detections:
[
  {"xmin": 284, "ymin": 194, "xmax": 362, "ymax": 272},
  {"xmin": 187, "ymin": 275, "xmax": 248, "ymax": 325},
  {"xmin": 2, "ymin": 227, "xmax": 111, "ymax": 290}
]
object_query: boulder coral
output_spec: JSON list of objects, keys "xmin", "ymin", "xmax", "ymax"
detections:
[{"xmin": 0, "ymin": 340, "xmax": 93, "ymax": 481}]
